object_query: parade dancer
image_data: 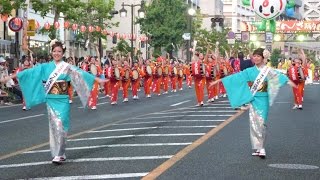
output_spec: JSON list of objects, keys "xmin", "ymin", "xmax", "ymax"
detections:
[
  {"xmin": 143, "ymin": 60, "xmax": 153, "ymax": 98},
  {"xmin": 1, "ymin": 40, "xmax": 107, "ymax": 164},
  {"xmin": 14, "ymin": 57, "xmax": 32, "ymax": 110},
  {"xmin": 192, "ymin": 53, "xmax": 205, "ymax": 106},
  {"xmin": 288, "ymin": 49, "xmax": 308, "ymax": 110},
  {"xmin": 177, "ymin": 62, "xmax": 184, "ymax": 91},
  {"xmin": 210, "ymin": 48, "xmax": 296, "ymax": 158},
  {"xmin": 131, "ymin": 62, "xmax": 141, "ymax": 99},
  {"xmin": 184, "ymin": 63, "xmax": 192, "ymax": 88}
]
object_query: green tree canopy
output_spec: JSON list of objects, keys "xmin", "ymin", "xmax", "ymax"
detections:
[
  {"xmin": 0, "ymin": 0, "xmax": 26, "ymax": 15},
  {"xmin": 138, "ymin": 0, "xmax": 188, "ymax": 57},
  {"xmin": 32, "ymin": 0, "xmax": 116, "ymax": 41},
  {"xmin": 270, "ymin": 48, "xmax": 282, "ymax": 67}
]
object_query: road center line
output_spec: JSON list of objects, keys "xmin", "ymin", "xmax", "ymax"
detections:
[
  {"xmin": 170, "ymin": 100, "xmax": 191, "ymax": 107},
  {"xmin": 68, "ymin": 133, "xmax": 205, "ymax": 142},
  {"xmin": 24, "ymin": 143, "xmax": 192, "ymax": 154},
  {"xmin": 0, "ymin": 114, "xmax": 45, "ymax": 124},
  {"xmin": 142, "ymin": 110, "xmax": 245, "ymax": 180}
]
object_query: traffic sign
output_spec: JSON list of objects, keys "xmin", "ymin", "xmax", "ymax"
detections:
[
  {"xmin": 265, "ymin": 32, "xmax": 273, "ymax": 43},
  {"xmin": 241, "ymin": 31, "xmax": 250, "ymax": 43},
  {"xmin": 227, "ymin": 39, "xmax": 235, "ymax": 44},
  {"xmin": 227, "ymin": 31, "xmax": 235, "ymax": 39},
  {"xmin": 8, "ymin": 18, "xmax": 23, "ymax": 32},
  {"xmin": 27, "ymin": 19, "xmax": 36, "ymax": 36},
  {"xmin": 27, "ymin": 31, "xmax": 35, "ymax": 36},
  {"xmin": 28, "ymin": 19, "xmax": 36, "ymax": 31}
]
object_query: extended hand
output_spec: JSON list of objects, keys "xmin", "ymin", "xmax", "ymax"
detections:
[
  {"xmin": 96, "ymin": 78, "xmax": 109, "ymax": 84},
  {"xmin": 208, "ymin": 80, "xmax": 219, "ymax": 88},
  {"xmin": 288, "ymin": 80, "xmax": 297, "ymax": 88}
]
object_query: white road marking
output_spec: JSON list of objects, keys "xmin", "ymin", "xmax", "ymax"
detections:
[
  {"xmin": 24, "ymin": 143, "xmax": 192, "ymax": 154},
  {"xmin": 151, "ymin": 110, "xmax": 238, "ymax": 114},
  {"xmin": 133, "ymin": 115, "xmax": 233, "ymax": 119},
  {"xmin": 275, "ymin": 102, "xmax": 291, "ymax": 104},
  {"xmin": 91, "ymin": 127, "xmax": 158, "ymax": 132},
  {"xmin": 0, "ymin": 156, "xmax": 172, "ymax": 169},
  {"xmin": 0, "ymin": 114, "xmax": 45, "ymax": 124},
  {"xmin": 170, "ymin": 100, "xmax": 191, "ymax": 107},
  {"xmin": 0, "ymin": 104, "xmax": 22, "ymax": 109},
  {"xmin": 167, "ymin": 95, "xmax": 180, "ymax": 98},
  {"xmin": 69, "ymin": 133, "xmax": 205, "ymax": 142},
  {"xmin": 90, "ymin": 125, "xmax": 216, "ymax": 133},
  {"xmin": 78, "ymin": 102, "xmax": 109, "ymax": 108},
  {"xmin": 31, "ymin": 173, "xmax": 149, "ymax": 180},
  {"xmin": 113, "ymin": 119, "xmax": 225, "ymax": 126}
]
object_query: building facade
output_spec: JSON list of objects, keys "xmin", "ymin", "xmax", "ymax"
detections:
[{"xmin": 222, "ymin": 0, "xmax": 255, "ymax": 33}]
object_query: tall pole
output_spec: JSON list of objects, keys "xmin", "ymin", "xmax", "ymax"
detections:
[
  {"xmin": 187, "ymin": 15, "xmax": 191, "ymax": 63},
  {"xmin": 131, "ymin": 5, "xmax": 134, "ymax": 63}
]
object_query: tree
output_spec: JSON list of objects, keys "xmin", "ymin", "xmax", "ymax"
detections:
[
  {"xmin": 270, "ymin": 48, "xmax": 282, "ymax": 67},
  {"xmin": 112, "ymin": 39, "xmax": 132, "ymax": 57},
  {"xmin": 31, "ymin": 0, "xmax": 116, "ymax": 42},
  {"xmin": 138, "ymin": 0, "xmax": 188, "ymax": 57},
  {"xmin": 0, "ymin": 0, "xmax": 25, "ymax": 15}
]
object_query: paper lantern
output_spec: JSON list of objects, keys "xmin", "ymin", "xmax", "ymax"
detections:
[
  {"xmin": 35, "ymin": 20, "xmax": 40, "ymax": 30},
  {"xmin": 1, "ymin": 14, "xmax": 9, "ymax": 22},
  {"xmin": 80, "ymin": 25, "xmax": 86, "ymax": 32},
  {"xmin": 44, "ymin": 22, "xmax": 51, "ymax": 30},
  {"xmin": 95, "ymin": 26, "xmax": 101, "ymax": 32},
  {"xmin": 116, "ymin": 33, "xmax": 120, "ymax": 39},
  {"xmin": 109, "ymin": 31, "xmax": 113, "ymax": 37},
  {"xmin": 132, "ymin": 34, "xmax": 136, "ymax": 40},
  {"xmin": 121, "ymin": 34, "xmax": 126, "ymax": 39},
  {"xmin": 64, "ymin": 21, "xmax": 70, "ymax": 29},
  {"xmin": 72, "ymin": 24, "xmax": 78, "ymax": 31},
  {"xmin": 54, "ymin": 21, "xmax": 60, "ymax": 29},
  {"xmin": 102, "ymin": 29, "xmax": 108, "ymax": 35},
  {"xmin": 88, "ymin": 26, "xmax": 94, "ymax": 33}
]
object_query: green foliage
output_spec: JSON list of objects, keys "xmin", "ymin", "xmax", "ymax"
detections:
[
  {"xmin": 31, "ymin": 0, "xmax": 115, "ymax": 42},
  {"xmin": 270, "ymin": 48, "xmax": 283, "ymax": 67},
  {"xmin": 39, "ymin": 25, "xmax": 59, "ymax": 40},
  {"xmin": 0, "ymin": 0, "xmax": 26, "ymax": 15},
  {"xmin": 194, "ymin": 28, "xmax": 227, "ymax": 55},
  {"xmin": 138, "ymin": 0, "xmax": 188, "ymax": 55},
  {"xmin": 112, "ymin": 39, "xmax": 132, "ymax": 56}
]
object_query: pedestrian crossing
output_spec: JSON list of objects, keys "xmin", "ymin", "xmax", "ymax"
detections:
[{"xmin": 0, "ymin": 99, "xmax": 243, "ymax": 179}]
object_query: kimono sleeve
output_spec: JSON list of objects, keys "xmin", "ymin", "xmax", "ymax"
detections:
[
  {"xmin": 68, "ymin": 66, "xmax": 96, "ymax": 107},
  {"xmin": 221, "ymin": 70, "xmax": 253, "ymax": 108},
  {"xmin": 17, "ymin": 64, "xmax": 46, "ymax": 108}
]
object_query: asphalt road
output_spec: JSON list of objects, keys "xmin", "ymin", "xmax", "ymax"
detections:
[{"xmin": 0, "ymin": 82, "xmax": 319, "ymax": 179}]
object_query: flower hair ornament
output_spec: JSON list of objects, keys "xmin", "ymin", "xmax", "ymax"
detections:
[
  {"xmin": 263, "ymin": 49, "xmax": 271, "ymax": 60},
  {"xmin": 50, "ymin": 39, "xmax": 59, "ymax": 47},
  {"xmin": 50, "ymin": 39, "xmax": 66, "ymax": 49}
]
